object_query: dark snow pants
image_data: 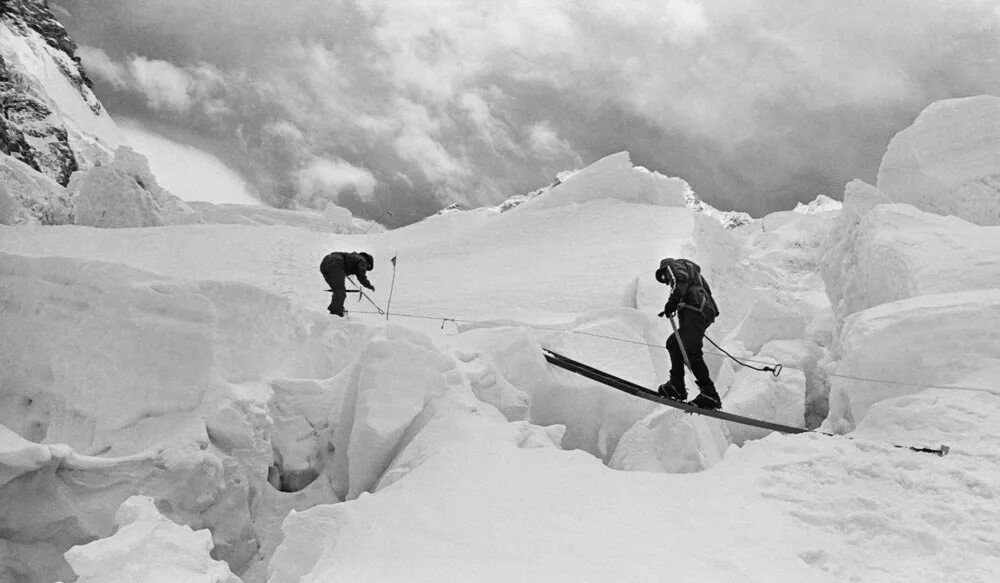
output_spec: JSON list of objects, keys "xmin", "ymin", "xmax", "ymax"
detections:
[
  {"xmin": 320, "ymin": 253, "xmax": 347, "ymax": 315},
  {"xmin": 665, "ymin": 309, "xmax": 716, "ymax": 393}
]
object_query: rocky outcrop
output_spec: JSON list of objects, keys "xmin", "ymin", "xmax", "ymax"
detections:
[{"xmin": 0, "ymin": 0, "xmax": 120, "ymax": 224}]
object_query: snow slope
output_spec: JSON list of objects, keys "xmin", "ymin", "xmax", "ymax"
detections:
[{"xmin": 2, "ymin": 121, "xmax": 1000, "ymax": 583}]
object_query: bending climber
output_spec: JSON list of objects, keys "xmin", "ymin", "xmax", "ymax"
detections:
[
  {"xmin": 320, "ymin": 251, "xmax": 374, "ymax": 317},
  {"xmin": 654, "ymin": 258, "xmax": 722, "ymax": 410}
]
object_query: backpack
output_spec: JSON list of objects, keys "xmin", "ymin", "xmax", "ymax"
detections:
[{"xmin": 658, "ymin": 258, "xmax": 720, "ymax": 324}]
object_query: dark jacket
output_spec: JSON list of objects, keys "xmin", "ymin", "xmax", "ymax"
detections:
[
  {"xmin": 321, "ymin": 252, "xmax": 373, "ymax": 289},
  {"xmin": 656, "ymin": 258, "xmax": 718, "ymax": 323}
]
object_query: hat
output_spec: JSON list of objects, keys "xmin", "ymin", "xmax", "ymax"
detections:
[
  {"xmin": 655, "ymin": 258, "xmax": 674, "ymax": 284},
  {"xmin": 359, "ymin": 252, "xmax": 374, "ymax": 270}
]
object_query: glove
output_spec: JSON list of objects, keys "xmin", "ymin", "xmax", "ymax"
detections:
[
  {"xmin": 659, "ymin": 305, "xmax": 676, "ymax": 318},
  {"xmin": 365, "ymin": 284, "xmax": 375, "ymax": 292}
]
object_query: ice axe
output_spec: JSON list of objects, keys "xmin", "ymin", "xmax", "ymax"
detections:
[
  {"xmin": 660, "ymin": 262, "xmax": 694, "ymax": 375},
  {"xmin": 666, "ymin": 313, "xmax": 693, "ymax": 374}
]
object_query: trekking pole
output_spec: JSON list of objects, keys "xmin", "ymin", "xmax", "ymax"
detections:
[{"xmin": 346, "ymin": 277, "xmax": 386, "ymax": 315}]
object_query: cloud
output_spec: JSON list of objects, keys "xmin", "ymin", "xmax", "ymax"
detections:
[
  {"xmin": 297, "ymin": 157, "xmax": 377, "ymax": 204},
  {"xmin": 127, "ymin": 56, "xmax": 195, "ymax": 111},
  {"xmin": 77, "ymin": 45, "xmax": 128, "ymax": 89},
  {"xmin": 63, "ymin": 0, "xmax": 1000, "ymax": 223},
  {"xmin": 118, "ymin": 119, "xmax": 260, "ymax": 205},
  {"xmin": 528, "ymin": 122, "xmax": 575, "ymax": 159}
]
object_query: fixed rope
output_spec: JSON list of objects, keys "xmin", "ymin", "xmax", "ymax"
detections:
[{"xmin": 343, "ymin": 307, "xmax": 997, "ymax": 395}]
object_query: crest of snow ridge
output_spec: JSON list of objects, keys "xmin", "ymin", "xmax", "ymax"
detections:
[{"xmin": 437, "ymin": 151, "xmax": 754, "ymax": 229}]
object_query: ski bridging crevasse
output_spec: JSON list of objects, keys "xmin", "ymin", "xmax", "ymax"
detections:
[
  {"xmin": 543, "ymin": 348, "xmax": 808, "ymax": 434},
  {"xmin": 542, "ymin": 349, "xmax": 950, "ymax": 456}
]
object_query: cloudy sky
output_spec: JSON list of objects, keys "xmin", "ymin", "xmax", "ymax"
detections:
[{"xmin": 58, "ymin": 0, "xmax": 1000, "ymax": 225}]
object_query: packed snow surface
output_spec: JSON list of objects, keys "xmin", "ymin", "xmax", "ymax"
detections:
[{"xmin": 2, "ymin": 136, "xmax": 1000, "ymax": 583}]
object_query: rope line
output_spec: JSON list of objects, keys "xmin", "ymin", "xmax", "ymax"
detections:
[{"xmin": 345, "ymin": 308, "xmax": 998, "ymax": 395}]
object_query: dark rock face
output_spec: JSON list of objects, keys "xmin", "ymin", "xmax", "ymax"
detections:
[
  {"xmin": 0, "ymin": 0, "xmax": 96, "ymax": 97},
  {"xmin": 0, "ymin": 0, "xmax": 107, "ymax": 186},
  {"xmin": 0, "ymin": 54, "xmax": 78, "ymax": 184}
]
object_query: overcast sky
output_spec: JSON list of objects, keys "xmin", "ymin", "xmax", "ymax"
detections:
[{"xmin": 57, "ymin": 0, "xmax": 1000, "ymax": 225}]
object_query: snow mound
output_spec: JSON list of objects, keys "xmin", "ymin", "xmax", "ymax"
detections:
[
  {"xmin": 685, "ymin": 191, "xmax": 755, "ymax": 229},
  {"xmin": 877, "ymin": 95, "xmax": 1000, "ymax": 226},
  {"xmin": 793, "ymin": 194, "xmax": 842, "ymax": 214},
  {"xmin": 63, "ymin": 496, "xmax": 240, "ymax": 583},
  {"xmin": 0, "ymin": 152, "xmax": 73, "ymax": 225},
  {"xmin": 520, "ymin": 151, "xmax": 689, "ymax": 210},
  {"xmin": 69, "ymin": 146, "xmax": 200, "ymax": 228},
  {"xmin": 609, "ymin": 408, "xmax": 728, "ymax": 473},
  {"xmin": 453, "ymin": 310, "xmax": 666, "ymax": 461},
  {"xmin": 331, "ymin": 326, "xmax": 468, "ymax": 500},
  {"xmin": 722, "ymin": 364, "xmax": 806, "ymax": 445},
  {"xmin": 822, "ymin": 182, "xmax": 1000, "ymax": 326},
  {"xmin": 327, "ymin": 324, "xmax": 564, "ymax": 500},
  {"xmin": 824, "ymin": 289, "xmax": 1000, "ymax": 433},
  {"xmin": 0, "ymin": 250, "xmax": 369, "ymax": 576},
  {"xmin": 0, "ymin": 252, "xmax": 346, "ymax": 450}
]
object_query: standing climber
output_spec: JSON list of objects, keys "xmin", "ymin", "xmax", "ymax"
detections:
[
  {"xmin": 320, "ymin": 251, "xmax": 374, "ymax": 317},
  {"xmin": 654, "ymin": 258, "xmax": 722, "ymax": 410}
]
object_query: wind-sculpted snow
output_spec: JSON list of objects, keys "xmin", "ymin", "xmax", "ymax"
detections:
[
  {"xmin": 794, "ymin": 194, "xmax": 842, "ymax": 215},
  {"xmin": 189, "ymin": 201, "xmax": 369, "ymax": 234},
  {"xmin": 69, "ymin": 146, "xmax": 200, "ymax": 228},
  {"xmin": 0, "ymin": 250, "xmax": 368, "ymax": 578},
  {"xmin": 63, "ymin": 496, "xmax": 240, "ymax": 583},
  {"xmin": 0, "ymin": 153, "xmax": 73, "ymax": 225},
  {"xmin": 721, "ymin": 364, "xmax": 806, "ymax": 444},
  {"xmin": 450, "ymin": 310, "xmax": 667, "ymax": 461},
  {"xmin": 878, "ymin": 95, "xmax": 1000, "ymax": 226},
  {"xmin": 518, "ymin": 151, "xmax": 689, "ymax": 211},
  {"xmin": 609, "ymin": 408, "xmax": 728, "ymax": 473},
  {"xmin": 824, "ymin": 290, "xmax": 1000, "ymax": 433},
  {"xmin": 822, "ymin": 188, "xmax": 1000, "ymax": 329},
  {"xmin": 330, "ymin": 326, "xmax": 466, "ymax": 500}
]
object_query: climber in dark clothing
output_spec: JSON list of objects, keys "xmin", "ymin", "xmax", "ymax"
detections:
[
  {"xmin": 654, "ymin": 258, "xmax": 722, "ymax": 410},
  {"xmin": 320, "ymin": 251, "xmax": 374, "ymax": 317}
]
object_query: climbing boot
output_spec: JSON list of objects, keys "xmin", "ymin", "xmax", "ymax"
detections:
[
  {"xmin": 658, "ymin": 381, "xmax": 687, "ymax": 401},
  {"xmin": 689, "ymin": 392, "xmax": 722, "ymax": 410}
]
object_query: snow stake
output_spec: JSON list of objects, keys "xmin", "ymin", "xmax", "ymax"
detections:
[{"xmin": 386, "ymin": 253, "xmax": 398, "ymax": 321}]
